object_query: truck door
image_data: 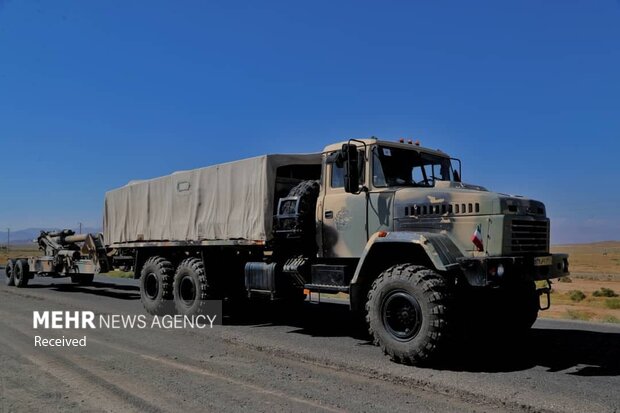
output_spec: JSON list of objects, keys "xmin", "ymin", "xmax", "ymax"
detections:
[{"xmin": 321, "ymin": 151, "xmax": 368, "ymax": 258}]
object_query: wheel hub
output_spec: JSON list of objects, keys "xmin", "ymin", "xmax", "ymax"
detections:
[
  {"xmin": 145, "ymin": 273, "xmax": 159, "ymax": 299},
  {"xmin": 180, "ymin": 276, "xmax": 196, "ymax": 305},
  {"xmin": 382, "ymin": 290, "xmax": 423, "ymax": 341}
]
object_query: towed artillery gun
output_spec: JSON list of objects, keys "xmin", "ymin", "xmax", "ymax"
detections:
[{"xmin": 5, "ymin": 230, "xmax": 109, "ymax": 287}]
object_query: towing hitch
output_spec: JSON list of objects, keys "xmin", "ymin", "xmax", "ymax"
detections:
[{"xmin": 537, "ymin": 280, "xmax": 552, "ymax": 311}]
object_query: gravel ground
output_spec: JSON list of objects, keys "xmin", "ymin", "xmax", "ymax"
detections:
[{"xmin": 1, "ymin": 272, "xmax": 619, "ymax": 413}]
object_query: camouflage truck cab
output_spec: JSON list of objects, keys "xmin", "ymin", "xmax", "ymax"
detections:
[{"xmin": 303, "ymin": 138, "xmax": 569, "ymax": 364}]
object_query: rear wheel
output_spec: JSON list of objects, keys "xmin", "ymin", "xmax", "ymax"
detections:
[
  {"xmin": 14, "ymin": 259, "xmax": 30, "ymax": 288},
  {"xmin": 139, "ymin": 256, "xmax": 174, "ymax": 315},
  {"xmin": 366, "ymin": 264, "xmax": 452, "ymax": 365},
  {"xmin": 5, "ymin": 259, "xmax": 15, "ymax": 286},
  {"xmin": 173, "ymin": 258, "xmax": 212, "ymax": 316}
]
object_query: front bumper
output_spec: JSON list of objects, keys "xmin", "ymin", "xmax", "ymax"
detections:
[{"xmin": 458, "ymin": 253, "xmax": 570, "ymax": 287}]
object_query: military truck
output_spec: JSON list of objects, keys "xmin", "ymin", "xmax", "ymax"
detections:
[{"xmin": 5, "ymin": 137, "xmax": 569, "ymax": 365}]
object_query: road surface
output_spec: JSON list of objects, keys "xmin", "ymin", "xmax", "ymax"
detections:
[{"xmin": 1, "ymin": 272, "xmax": 619, "ymax": 413}]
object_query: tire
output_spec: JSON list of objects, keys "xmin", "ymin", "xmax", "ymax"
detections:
[
  {"xmin": 366, "ymin": 264, "xmax": 452, "ymax": 365},
  {"xmin": 139, "ymin": 256, "xmax": 174, "ymax": 315},
  {"xmin": 281, "ymin": 180, "xmax": 320, "ymax": 215},
  {"xmin": 173, "ymin": 257, "xmax": 212, "ymax": 316},
  {"xmin": 497, "ymin": 279, "xmax": 539, "ymax": 333},
  {"xmin": 14, "ymin": 259, "xmax": 30, "ymax": 288},
  {"xmin": 455, "ymin": 279, "xmax": 538, "ymax": 342},
  {"xmin": 5, "ymin": 259, "xmax": 15, "ymax": 286},
  {"xmin": 279, "ymin": 180, "xmax": 320, "ymax": 252},
  {"xmin": 71, "ymin": 274, "xmax": 95, "ymax": 285}
]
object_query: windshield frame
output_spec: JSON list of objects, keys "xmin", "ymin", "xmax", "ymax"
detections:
[{"xmin": 371, "ymin": 145, "xmax": 458, "ymax": 189}]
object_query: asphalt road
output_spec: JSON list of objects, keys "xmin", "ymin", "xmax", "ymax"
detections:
[{"xmin": 1, "ymin": 272, "xmax": 619, "ymax": 413}]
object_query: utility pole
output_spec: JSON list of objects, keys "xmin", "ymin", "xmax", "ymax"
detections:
[
  {"xmin": 6, "ymin": 227, "xmax": 9, "ymax": 253},
  {"xmin": 79, "ymin": 222, "xmax": 82, "ymax": 234}
]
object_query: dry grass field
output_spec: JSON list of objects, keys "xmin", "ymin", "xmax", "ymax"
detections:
[
  {"xmin": 547, "ymin": 242, "xmax": 620, "ymax": 323},
  {"xmin": 2, "ymin": 241, "xmax": 619, "ymax": 323},
  {"xmin": 0, "ymin": 244, "xmax": 40, "ymax": 266},
  {"xmin": 551, "ymin": 241, "xmax": 620, "ymax": 280}
]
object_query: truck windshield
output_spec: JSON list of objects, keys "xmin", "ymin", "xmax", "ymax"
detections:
[{"xmin": 373, "ymin": 146, "xmax": 457, "ymax": 187}]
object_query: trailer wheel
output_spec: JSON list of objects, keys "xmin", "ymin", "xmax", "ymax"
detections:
[
  {"xmin": 5, "ymin": 259, "xmax": 15, "ymax": 286},
  {"xmin": 71, "ymin": 274, "xmax": 95, "ymax": 285},
  {"xmin": 366, "ymin": 264, "xmax": 452, "ymax": 365},
  {"xmin": 173, "ymin": 258, "xmax": 212, "ymax": 316},
  {"xmin": 14, "ymin": 259, "xmax": 30, "ymax": 288},
  {"xmin": 139, "ymin": 256, "xmax": 174, "ymax": 315}
]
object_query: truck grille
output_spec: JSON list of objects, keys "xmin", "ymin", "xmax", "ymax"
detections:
[{"xmin": 510, "ymin": 219, "xmax": 549, "ymax": 253}]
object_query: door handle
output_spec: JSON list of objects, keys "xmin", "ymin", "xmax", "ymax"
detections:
[{"xmin": 325, "ymin": 210, "xmax": 333, "ymax": 219}]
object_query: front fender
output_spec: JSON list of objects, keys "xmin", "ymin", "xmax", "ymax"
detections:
[
  {"xmin": 351, "ymin": 231, "xmax": 464, "ymax": 285},
  {"xmin": 348, "ymin": 231, "xmax": 463, "ymax": 312}
]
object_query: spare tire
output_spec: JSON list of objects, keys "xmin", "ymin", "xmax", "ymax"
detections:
[{"xmin": 278, "ymin": 180, "xmax": 320, "ymax": 252}]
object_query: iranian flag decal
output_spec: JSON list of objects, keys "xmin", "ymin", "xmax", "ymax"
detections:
[{"xmin": 471, "ymin": 224, "xmax": 484, "ymax": 251}]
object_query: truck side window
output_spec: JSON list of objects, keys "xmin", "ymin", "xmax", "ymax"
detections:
[
  {"xmin": 331, "ymin": 163, "xmax": 345, "ymax": 188},
  {"xmin": 330, "ymin": 149, "xmax": 365, "ymax": 189},
  {"xmin": 373, "ymin": 148, "xmax": 387, "ymax": 187}
]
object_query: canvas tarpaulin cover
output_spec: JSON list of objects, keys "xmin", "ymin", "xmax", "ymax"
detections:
[{"xmin": 103, "ymin": 154, "xmax": 321, "ymax": 245}]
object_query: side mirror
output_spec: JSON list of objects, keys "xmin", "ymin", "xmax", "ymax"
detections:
[
  {"xmin": 342, "ymin": 144, "xmax": 360, "ymax": 193},
  {"xmin": 453, "ymin": 169, "xmax": 461, "ymax": 183},
  {"xmin": 450, "ymin": 157, "xmax": 462, "ymax": 182}
]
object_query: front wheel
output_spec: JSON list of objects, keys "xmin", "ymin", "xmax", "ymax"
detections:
[{"xmin": 366, "ymin": 264, "xmax": 452, "ymax": 365}]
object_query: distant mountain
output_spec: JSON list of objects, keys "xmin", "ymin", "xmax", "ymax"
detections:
[{"xmin": 0, "ymin": 227, "xmax": 103, "ymax": 245}]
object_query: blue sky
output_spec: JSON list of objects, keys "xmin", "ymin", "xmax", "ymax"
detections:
[{"xmin": 0, "ymin": 0, "xmax": 618, "ymax": 244}]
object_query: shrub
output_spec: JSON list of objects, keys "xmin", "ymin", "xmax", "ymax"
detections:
[
  {"xmin": 557, "ymin": 276, "xmax": 572, "ymax": 283},
  {"xmin": 604, "ymin": 298, "xmax": 620, "ymax": 309},
  {"xmin": 565, "ymin": 309, "xmax": 592, "ymax": 321},
  {"xmin": 592, "ymin": 287, "xmax": 618, "ymax": 298},
  {"xmin": 568, "ymin": 290, "xmax": 586, "ymax": 302},
  {"xmin": 600, "ymin": 315, "xmax": 620, "ymax": 324}
]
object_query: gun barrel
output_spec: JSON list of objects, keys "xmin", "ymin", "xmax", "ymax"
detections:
[{"xmin": 64, "ymin": 234, "xmax": 89, "ymax": 243}]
